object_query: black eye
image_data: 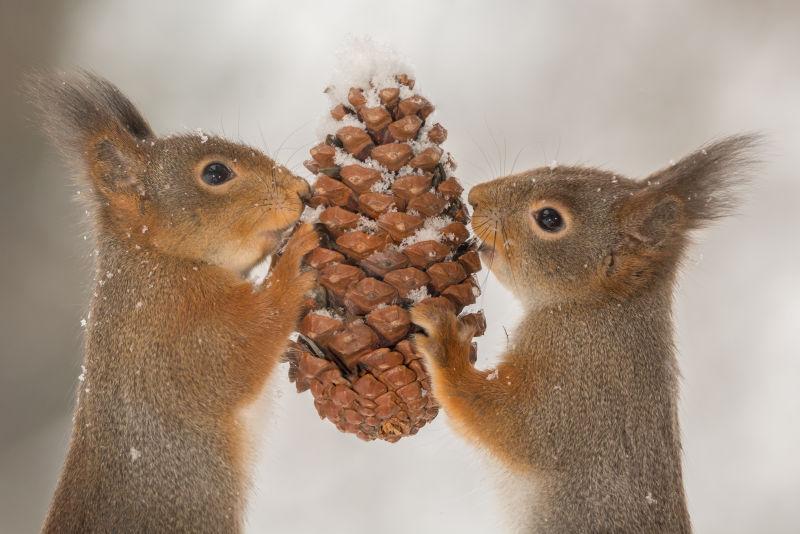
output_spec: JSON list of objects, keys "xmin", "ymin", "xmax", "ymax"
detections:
[
  {"xmin": 535, "ymin": 207, "xmax": 564, "ymax": 232},
  {"xmin": 201, "ymin": 162, "xmax": 233, "ymax": 186}
]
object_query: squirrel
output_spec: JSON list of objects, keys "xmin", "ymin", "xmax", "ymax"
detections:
[
  {"xmin": 27, "ymin": 71, "xmax": 318, "ymax": 533},
  {"xmin": 411, "ymin": 135, "xmax": 756, "ymax": 533}
]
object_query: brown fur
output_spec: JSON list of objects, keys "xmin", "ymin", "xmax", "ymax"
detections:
[
  {"xmin": 412, "ymin": 135, "xmax": 757, "ymax": 533},
  {"xmin": 27, "ymin": 71, "xmax": 317, "ymax": 533}
]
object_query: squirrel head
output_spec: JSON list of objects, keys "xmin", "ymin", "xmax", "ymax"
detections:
[
  {"xmin": 27, "ymin": 71, "xmax": 310, "ymax": 274},
  {"xmin": 468, "ymin": 135, "xmax": 757, "ymax": 306}
]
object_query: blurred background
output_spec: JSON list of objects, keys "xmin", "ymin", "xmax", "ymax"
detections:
[{"xmin": 1, "ymin": 1, "xmax": 798, "ymax": 532}]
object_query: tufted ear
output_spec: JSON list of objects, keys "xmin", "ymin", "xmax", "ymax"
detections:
[
  {"xmin": 644, "ymin": 134, "xmax": 758, "ymax": 228},
  {"xmin": 619, "ymin": 192, "xmax": 682, "ymax": 250},
  {"xmin": 604, "ymin": 191, "xmax": 684, "ymax": 290},
  {"xmin": 603, "ymin": 135, "xmax": 758, "ymax": 292},
  {"xmin": 25, "ymin": 70, "xmax": 154, "ymax": 201},
  {"xmin": 622, "ymin": 134, "xmax": 759, "ymax": 246}
]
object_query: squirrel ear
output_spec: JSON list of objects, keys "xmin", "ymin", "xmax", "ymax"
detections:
[
  {"xmin": 25, "ymin": 70, "xmax": 153, "ymax": 197},
  {"xmin": 603, "ymin": 193, "xmax": 684, "ymax": 289},
  {"xmin": 605, "ymin": 135, "xmax": 759, "ymax": 284},
  {"xmin": 621, "ymin": 134, "xmax": 759, "ymax": 245},
  {"xmin": 91, "ymin": 138, "xmax": 142, "ymax": 196},
  {"xmin": 627, "ymin": 194, "xmax": 682, "ymax": 246},
  {"xmin": 643, "ymin": 134, "xmax": 759, "ymax": 230}
]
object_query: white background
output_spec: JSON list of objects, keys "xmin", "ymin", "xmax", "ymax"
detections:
[{"xmin": 1, "ymin": 1, "xmax": 798, "ymax": 532}]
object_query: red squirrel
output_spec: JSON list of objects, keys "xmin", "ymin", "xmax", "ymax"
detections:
[
  {"xmin": 28, "ymin": 71, "xmax": 317, "ymax": 533},
  {"xmin": 412, "ymin": 135, "xmax": 756, "ymax": 533}
]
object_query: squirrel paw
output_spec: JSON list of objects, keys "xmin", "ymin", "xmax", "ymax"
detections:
[
  {"xmin": 259, "ymin": 224, "xmax": 318, "ymax": 316},
  {"xmin": 270, "ymin": 224, "xmax": 319, "ymax": 283},
  {"xmin": 286, "ymin": 223, "xmax": 319, "ymax": 256},
  {"xmin": 282, "ymin": 223, "xmax": 319, "ymax": 266},
  {"xmin": 293, "ymin": 269, "xmax": 318, "ymax": 306},
  {"xmin": 411, "ymin": 300, "xmax": 476, "ymax": 368}
]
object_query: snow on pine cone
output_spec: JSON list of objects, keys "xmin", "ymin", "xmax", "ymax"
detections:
[{"xmin": 287, "ymin": 69, "xmax": 485, "ymax": 443}]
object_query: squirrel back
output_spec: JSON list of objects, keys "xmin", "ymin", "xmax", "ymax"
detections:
[
  {"xmin": 412, "ymin": 135, "xmax": 757, "ymax": 533},
  {"xmin": 28, "ymin": 71, "xmax": 318, "ymax": 533}
]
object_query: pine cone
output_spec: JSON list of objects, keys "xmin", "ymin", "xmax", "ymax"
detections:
[{"xmin": 289, "ymin": 72, "xmax": 484, "ymax": 442}]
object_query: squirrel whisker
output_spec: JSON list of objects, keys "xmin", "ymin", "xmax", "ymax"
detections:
[
  {"xmin": 273, "ymin": 119, "xmax": 313, "ymax": 164},
  {"xmin": 414, "ymin": 134, "xmax": 758, "ymax": 533},
  {"xmin": 281, "ymin": 141, "xmax": 314, "ymax": 172},
  {"xmin": 469, "ymin": 132, "xmax": 500, "ymax": 180},
  {"xmin": 30, "ymin": 70, "xmax": 318, "ymax": 532}
]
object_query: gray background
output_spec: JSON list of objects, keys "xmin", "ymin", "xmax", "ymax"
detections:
[{"xmin": 1, "ymin": 1, "xmax": 798, "ymax": 532}]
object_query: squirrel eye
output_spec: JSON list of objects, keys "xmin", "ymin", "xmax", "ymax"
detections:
[
  {"xmin": 201, "ymin": 162, "xmax": 233, "ymax": 186},
  {"xmin": 535, "ymin": 207, "xmax": 564, "ymax": 232}
]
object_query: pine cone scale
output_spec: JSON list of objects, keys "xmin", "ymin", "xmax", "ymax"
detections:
[{"xmin": 288, "ymin": 69, "xmax": 483, "ymax": 442}]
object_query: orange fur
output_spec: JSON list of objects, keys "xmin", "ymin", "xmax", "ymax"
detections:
[
  {"xmin": 414, "ymin": 135, "xmax": 757, "ymax": 533},
  {"xmin": 28, "ymin": 71, "xmax": 316, "ymax": 533}
]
